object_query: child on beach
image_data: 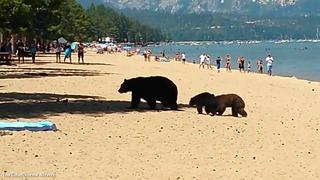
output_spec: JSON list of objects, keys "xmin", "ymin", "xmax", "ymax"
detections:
[{"xmin": 247, "ymin": 61, "xmax": 251, "ymax": 73}]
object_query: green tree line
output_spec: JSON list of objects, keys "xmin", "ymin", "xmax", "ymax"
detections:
[{"xmin": 0, "ymin": 0, "xmax": 165, "ymax": 43}]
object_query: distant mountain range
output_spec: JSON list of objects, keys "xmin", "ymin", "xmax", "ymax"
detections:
[
  {"xmin": 78, "ymin": 0, "xmax": 320, "ymax": 41},
  {"xmin": 79, "ymin": 0, "xmax": 320, "ymax": 15}
]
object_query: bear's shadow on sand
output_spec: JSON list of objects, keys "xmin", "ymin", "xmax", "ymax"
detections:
[{"xmin": 0, "ymin": 92, "xmax": 187, "ymax": 119}]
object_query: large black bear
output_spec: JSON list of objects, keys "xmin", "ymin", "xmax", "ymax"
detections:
[
  {"xmin": 214, "ymin": 94, "xmax": 247, "ymax": 117},
  {"xmin": 118, "ymin": 76, "xmax": 178, "ymax": 110},
  {"xmin": 189, "ymin": 92, "xmax": 218, "ymax": 115}
]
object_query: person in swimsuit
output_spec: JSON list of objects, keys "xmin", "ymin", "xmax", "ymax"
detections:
[{"xmin": 225, "ymin": 54, "xmax": 231, "ymax": 72}]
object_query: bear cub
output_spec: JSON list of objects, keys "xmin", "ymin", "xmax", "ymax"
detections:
[
  {"xmin": 215, "ymin": 94, "xmax": 247, "ymax": 117},
  {"xmin": 189, "ymin": 93, "xmax": 247, "ymax": 117},
  {"xmin": 189, "ymin": 92, "xmax": 218, "ymax": 115}
]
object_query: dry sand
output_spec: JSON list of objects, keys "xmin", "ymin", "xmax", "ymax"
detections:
[{"xmin": 0, "ymin": 51, "xmax": 320, "ymax": 179}]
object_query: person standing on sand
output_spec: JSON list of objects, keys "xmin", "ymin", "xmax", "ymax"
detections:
[
  {"xmin": 16, "ymin": 40, "xmax": 25, "ymax": 63},
  {"xmin": 247, "ymin": 61, "xmax": 251, "ymax": 73},
  {"xmin": 143, "ymin": 49, "xmax": 147, "ymax": 61},
  {"xmin": 147, "ymin": 49, "xmax": 152, "ymax": 62},
  {"xmin": 199, "ymin": 53, "xmax": 206, "ymax": 69},
  {"xmin": 265, "ymin": 54, "xmax": 274, "ymax": 76},
  {"xmin": 30, "ymin": 42, "xmax": 37, "ymax": 63},
  {"xmin": 55, "ymin": 43, "xmax": 61, "ymax": 63},
  {"xmin": 225, "ymin": 54, "xmax": 231, "ymax": 72},
  {"xmin": 238, "ymin": 56, "xmax": 245, "ymax": 73},
  {"xmin": 216, "ymin": 56, "xmax": 222, "ymax": 73},
  {"xmin": 64, "ymin": 43, "xmax": 72, "ymax": 63},
  {"xmin": 78, "ymin": 42, "xmax": 85, "ymax": 64},
  {"xmin": 5, "ymin": 40, "xmax": 12, "ymax": 59},
  {"xmin": 181, "ymin": 52, "xmax": 186, "ymax": 64},
  {"xmin": 257, "ymin": 59, "xmax": 263, "ymax": 73},
  {"xmin": 205, "ymin": 54, "xmax": 212, "ymax": 69}
]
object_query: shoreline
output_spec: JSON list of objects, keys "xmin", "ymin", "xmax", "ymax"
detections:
[{"xmin": 150, "ymin": 54, "xmax": 320, "ymax": 84}]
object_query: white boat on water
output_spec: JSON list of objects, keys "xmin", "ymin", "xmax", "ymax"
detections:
[
  {"xmin": 274, "ymin": 40, "xmax": 290, "ymax": 44},
  {"xmin": 190, "ymin": 42, "xmax": 201, "ymax": 46}
]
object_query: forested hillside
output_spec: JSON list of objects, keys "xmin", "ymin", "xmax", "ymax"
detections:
[{"xmin": 0, "ymin": 0, "xmax": 165, "ymax": 43}]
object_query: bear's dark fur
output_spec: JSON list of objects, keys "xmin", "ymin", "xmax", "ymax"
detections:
[
  {"xmin": 214, "ymin": 94, "xmax": 247, "ymax": 117},
  {"xmin": 118, "ymin": 76, "xmax": 178, "ymax": 110},
  {"xmin": 189, "ymin": 92, "xmax": 218, "ymax": 115}
]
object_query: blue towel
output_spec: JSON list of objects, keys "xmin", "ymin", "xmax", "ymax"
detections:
[{"xmin": 0, "ymin": 121, "xmax": 57, "ymax": 131}]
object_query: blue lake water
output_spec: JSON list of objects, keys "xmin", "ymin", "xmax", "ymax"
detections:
[{"xmin": 148, "ymin": 41, "xmax": 320, "ymax": 82}]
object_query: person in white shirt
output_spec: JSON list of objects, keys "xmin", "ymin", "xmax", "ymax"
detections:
[
  {"xmin": 181, "ymin": 52, "xmax": 186, "ymax": 64},
  {"xmin": 265, "ymin": 54, "xmax": 274, "ymax": 76},
  {"xmin": 199, "ymin": 53, "xmax": 206, "ymax": 69}
]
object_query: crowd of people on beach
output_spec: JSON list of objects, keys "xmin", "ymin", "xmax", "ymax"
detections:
[
  {"xmin": 192, "ymin": 53, "xmax": 274, "ymax": 75},
  {"xmin": 0, "ymin": 38, "xmax": 275, "ymax": 77},
  {"xmin": 0, "ymin": 38, "xmax": 87, "ymax": 64}
]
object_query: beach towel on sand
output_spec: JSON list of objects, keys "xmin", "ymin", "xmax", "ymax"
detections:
[{"xmin": 0, "ymin": 121, "xmax": 57, "ymax": 131}]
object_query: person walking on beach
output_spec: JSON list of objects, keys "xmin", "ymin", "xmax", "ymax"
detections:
[
  {"xmin": 78, "ymin": 42, "xmax": 85, "ymax": 64},
  {"xmin": 225, "ymin": 54, "xmax": 232, "ymax": 72},
  {"xmin": 265, "ymin": 54, "xmax": 274, "ymax": 76},
  {"xmin": 181, "ymin": 52, "xmax": 186, "ymax": 64},
  {"xmin": 216, "ymin": 56, "xmax": 222, "ymax": 72},
  {"xmin": 199, "ymin": 53, "xmax": 206, "ymax": 69},
  {"xmin": 55, "ymin": 43, "xmax": 61, "ymax": 63}
]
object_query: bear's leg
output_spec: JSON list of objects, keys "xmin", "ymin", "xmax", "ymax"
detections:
[
  {"xmin": 147, "ymin": 99, "xmax": 157, "ymax": 109},
  {"xmin": 197, "ymin": 105, "xmax": 203, "ymax": 114},
  {"xmin": 217, "ymin": 105, "xmax": 226, "ymax": 115},
  {"xmin": 169, "ymin": 103, "xmax": 178, "ymax": 110},
  {"xmin": 130, "ymin": 93, "xmax": 141, "ymax": 108},
  {"xmin": 161, "ymin": 100, "xmax": 178, "ymax": 110},
  {"xmin": 205, "ymin": 106, "xmax": 216, "ymax": 116},
  {"xmin": 231, "ymin": 107, "xmax": 238, "ymax": 117},
  {"xmin": 161, "ymin": 100, "xmax": 171, "ymax": 108}
]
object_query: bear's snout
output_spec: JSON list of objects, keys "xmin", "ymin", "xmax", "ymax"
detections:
[{"xmin": 118, "ymin": 89, "xmax": 124, "ymax": 93}]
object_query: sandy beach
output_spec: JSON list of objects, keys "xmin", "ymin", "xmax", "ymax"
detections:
[{"xmin": 0, "ymin": 51, "xmax": 320, "ymax": 179}]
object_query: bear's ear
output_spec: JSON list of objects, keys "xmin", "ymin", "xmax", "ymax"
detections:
[{"xmin": 124, "ymin": 79, "xmax": 127, "ymax": 82}]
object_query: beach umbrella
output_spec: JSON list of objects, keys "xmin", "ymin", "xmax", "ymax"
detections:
[
  {"xmin": 58, "ymin": 37, "xmax": 67, "ymax": 44},
  {"xmin": 71, "ymin": 42, "xmax": 79, "ymax": 50}
]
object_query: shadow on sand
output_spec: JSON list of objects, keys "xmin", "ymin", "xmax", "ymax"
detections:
[
  {"xmin": 0, "ymin": 92, "xmax": 187, "ymax": 119},
  {"xmin": 0, "ymin": 67, "xmax": 117, "ymax": 79}
]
